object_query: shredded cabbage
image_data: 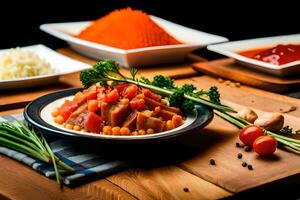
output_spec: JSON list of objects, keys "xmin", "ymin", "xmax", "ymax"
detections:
[{"xmin": 0, "ymin": 48, "xmax": 56, "ymax": 80}]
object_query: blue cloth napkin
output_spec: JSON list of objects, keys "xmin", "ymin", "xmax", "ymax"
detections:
[{"xmin": 0, "ymin": 114, "xmax": 127, "ymax": 186}]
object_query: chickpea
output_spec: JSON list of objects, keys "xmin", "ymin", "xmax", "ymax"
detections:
[
  {"xmin": 172, "ymin": 115, "xmax": 183, "ymax": 128},
  {"xmin": 112, "ymin": 126, "xmax": 121, "ymax": 135},
  {"xmin": 146, "ymin": 128, "xmax": 154, "ymax": 134},
  {"xmin": 138, "ymin": 129, "xmax": 146, "ymax": 135},
  {"xmin": 55, "ymin": 115, "xmax": 64, "ymax": 124},
  {"xmin": 103, "ymin": 126, "xmax": 112, "ymax": 135},
  {"xmin": 51, "ymin": 108, "xmax": 59, "ymax": 117},
  {"xmin": 132, "ymin": 131, "xmax": 138, "ymax": 135},
  {"xmin": 166, "ymin": 120, "xmax": 174, "ymax": 130},
  {"xmin": 161, "ymin": 99, "xmax": 168, "ymax": 105},
  {"xmin": 73, "ymin": 125, "xmax": 81, "ymax": 131},
  {"xmin": 65, "ymin": 124, "xmax": 74, "ymax": 130},
  {"xmin": 154, "ymin": 106, "xmax": 161, "ymax": 114},
  {"xmin": 120, "ymin": 127, "xmax": 131, "ymax": 135}
]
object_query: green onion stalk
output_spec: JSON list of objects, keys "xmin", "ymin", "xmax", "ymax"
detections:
[
  {"xmin": 214, "ymin": 110, "xmax": 300, "ymax": 153},
  {"xmin": 0, "ymin": 121, "xmax": 74, "ymax": 186}
]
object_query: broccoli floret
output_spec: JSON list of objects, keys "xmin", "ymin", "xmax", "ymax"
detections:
[
  {"xmin": 181, "ymin": 99, "xmax": 195, "ymax": 114},
  {"xmin": 208, "ymin": 86, "xmax": 220, "ymax": 104},
  {"xmin": 181, "ymin": 84, "xmax": 196, "ymax": 94},
  {"xmin": 80, "ymin": 68, "xmax": 101, "ymax": 88},
  {"xmin": 152, "ymin": 75, "xmax": 174, "ymax": 89},
  {"xmin": 94, "ymin": 60, "xmax": 119, "ymax": 74},
  {"xmin": 169, "ymin": 90, "xmax": 184, "ymax": 108}
]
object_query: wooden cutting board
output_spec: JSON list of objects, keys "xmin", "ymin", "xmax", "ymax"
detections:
[
  {"xmin": 176, "ymin": 76, "xmax": 300, "ymax": 193},
  {"xmin": 192, "ymin": 58, "xmax": 300, "ymax": 92}
]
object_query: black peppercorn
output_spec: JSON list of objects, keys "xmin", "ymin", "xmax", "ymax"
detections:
[
  {"xmin": 235, "ymin": 142, "xmax": 240, "ymax": 147},
  {"xmin": 237, "ymin": 153, "xmax": 243, "ymax": 159},
  {"xmin": 248, "ymin": 165, "xmax": 253, "ymax": 170},
  {"xmin": 242, "ymin": 162, "xmax": 247, "ymax": 167},
  {"xmin": 183, "ymin": 187, "xmax": 189, "ymax": 192},
  {"xmin": 244, "ymin": 146, "xmax": 251, "ymax": 152},
  {"xmin": 209, "ymin": 159, "xmax": 216, "ymax": 165}
]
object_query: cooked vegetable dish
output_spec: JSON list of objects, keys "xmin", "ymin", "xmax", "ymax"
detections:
[{"xmin": 52, "ymin": 83, "xmax": 184, "ymax": 135}]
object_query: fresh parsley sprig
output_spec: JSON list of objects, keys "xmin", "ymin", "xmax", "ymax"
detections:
[{"xmin": 80, "ymin": 60, "xmax": 236, "ymax": 113}]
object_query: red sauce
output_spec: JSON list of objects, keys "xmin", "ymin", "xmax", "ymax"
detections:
[{"xmin": 239, "ymin": 44, "xmax": 300, "ymax": 65}]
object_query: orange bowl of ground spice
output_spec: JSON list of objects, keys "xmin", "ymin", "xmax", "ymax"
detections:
[{"xmin": 40, "ymin": 8, "xmax": 228, "ymax": 67}]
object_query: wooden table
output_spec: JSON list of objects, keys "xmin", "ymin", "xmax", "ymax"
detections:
[{"xmin": 0, "ymin": 49, "xmax": 299, "ymax": 200}]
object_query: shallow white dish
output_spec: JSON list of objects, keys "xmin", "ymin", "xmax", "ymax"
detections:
[
  {"xmin": 0, "ymin": 44, "xmax": 90, "ymax": 90},
  {"xmin": 208, "ymin": 34, "xmax": 300, "ymax": 77},
  {"xmin": 40, "ymin": 16, "xmax": 228, "ymax": 67},
  {"xmin": 40, "ymin": 96, "xmax": 196, "ymax": 140}
]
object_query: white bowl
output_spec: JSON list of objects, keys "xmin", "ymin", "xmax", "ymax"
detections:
[
  {"xmin": 40, "ymin": 16, "xmax": 228, "ymax": 67},
  {"xmin": 0, "ymin": 44, "xmax": 90, "ymax": 90},
  {"xmin": 208, "ymin": 34, "xmax": 300, "ymax": 77}
]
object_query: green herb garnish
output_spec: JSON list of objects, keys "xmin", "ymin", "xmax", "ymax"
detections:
[
  {"xmin": 280, "ymin": 125, "xmax": 300, "ymax": 135},
  {"xmin": 80, "ymin": 60, "xmax": 235, "ymax": 113},
  {"xmin": 0, "ymin": 121, "xmax": 74, "ymax": 187}
]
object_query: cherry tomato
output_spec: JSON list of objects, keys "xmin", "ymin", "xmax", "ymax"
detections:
[
  {"xmin": 123, "ymin": 85, "xmax": 138, "ymax": 100},
  {"xmin": 103, "ymin": 89, "xmax": 119, "ymax": 104},
  {"xmin": 239, "ymin": 125, "xmax": 264, "ymax": 147},
  {"xmin": 253, "ymin": 136, "xmax": 277, "ymax": 156}
]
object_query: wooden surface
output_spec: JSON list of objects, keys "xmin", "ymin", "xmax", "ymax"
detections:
[
  {"xmin": 192, "ymin": 58, "xmax": 300, "ymax": 92},
  {"xmin": 176, "ymin": 76, "xmax": 300, "ymax": 192},
  {"xmin": 0, "ymin": 48, "xmax": 300, "ymax": 200}
]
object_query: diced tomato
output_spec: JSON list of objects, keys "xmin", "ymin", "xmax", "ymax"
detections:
[
  {"xmin": 74, "ymin": 92, "xmax": 87, "ymax": 105},
  {"xmin": 88, "ymin": 100, "xmax": 98, "ymax": 112},
  {"xmin": 86, "ymin": 91, "xmax": 98, "ymax": 100},
  {"xmin": 123, "ymin": 85, "xmax": 138, "ymax": 100},
  {"xmin": 115, "ymin": 83, "xmax": 130, "ymax": 94},
  {"xmin": 130, "ymin": 98, "xmax": 145, "ymax": 110},
  {"xmin": 84, "ymin": 112, "xmax": 103, "ymax": 133},
  {"xmin": 103, "ymin": 89, "xmax": 119, "ymax": 104},
  {"xmin": 59, "ymin": 100, "xmax": 78, "ymax": 121},
  {"xmin": 142, "ymin": 89, "xmax": 161, "ymax": 102}
]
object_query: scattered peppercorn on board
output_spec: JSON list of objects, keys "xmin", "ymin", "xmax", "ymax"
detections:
[
  {"xmin": 0, "ymin": 48, "xmax": 300, "ymax": 199},
  {"xmin": 192, "ymin": 58, "xmax": 300, "ymax": 92}
]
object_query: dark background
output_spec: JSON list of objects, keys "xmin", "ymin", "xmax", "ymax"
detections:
[
  {"xmin": 0, "ymin": 0, "xmax": 299, "ymax": 50},
  {"xmin": 1, "ymin": 0, "xmax": 299, "ymax": 199}
]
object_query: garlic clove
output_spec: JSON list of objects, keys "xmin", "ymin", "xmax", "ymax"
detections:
[
  {"xmin": 254, "ymin": 112, "xmax": 284, "ymax": 132},
  {"xmin": 237, "ymin": 107, "xmax": 258, "ymax": 123}
]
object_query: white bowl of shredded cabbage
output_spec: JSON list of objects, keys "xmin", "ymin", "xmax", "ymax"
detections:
[
  {"xmin": 0, "ymin": 47, "xmax": 56, "ymax": 80},
  {"xmin": 0, "ymin": 44, "xmax": 90, "ymax": 90}
]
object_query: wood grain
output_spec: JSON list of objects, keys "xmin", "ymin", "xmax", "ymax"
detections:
[
  {"xmin": 192, "ymin": 58, "xmax": 300, "ymax": 92},
  {"xmin": 107, "ymin": 166, "xmax": 231, "ymax": 200},
  {"xmin": 174, "ymin": 76, "xmax": 300, "ymax": 193},
  {"xmin": 0, "ymin": 156, "xmax": 96, "ymax": 200}
]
